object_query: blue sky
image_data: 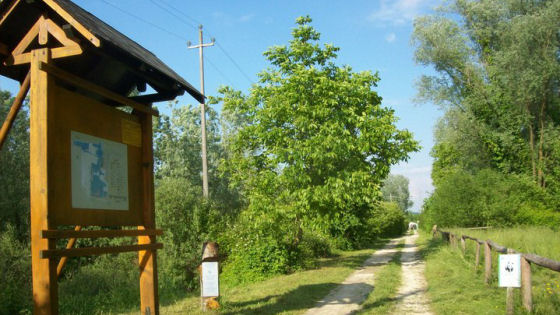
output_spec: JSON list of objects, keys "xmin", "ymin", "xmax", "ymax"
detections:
[{"xmin": 0, "ymin": 0, "xmax": 442, "ymax": 211}]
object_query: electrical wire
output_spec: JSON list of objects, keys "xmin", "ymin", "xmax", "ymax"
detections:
[
  {"xmin": 98, "ymin": 0, "xmax": 235, "ymax": 86},
  {"xmin": 100, "ymin": 0, "xmax": 186, "ymax": 41},
  {"xmin": 149, "ymin": 0, "xmax": 254, "ymax": 84},
  {"xmin": 149, "ymin": 0, "xmax": 198, "ymax": 32}
]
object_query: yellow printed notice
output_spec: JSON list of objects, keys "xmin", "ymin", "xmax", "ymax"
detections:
[{"xmin": 121, "ymin": 119, "xmax": 142, "ymax": 147}]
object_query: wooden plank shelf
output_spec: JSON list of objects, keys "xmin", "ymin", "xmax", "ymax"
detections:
[
  {"xmin": 41, "ymin": 229, "xmax": 163, "ymax": 239},
  {"xmin": 40, "ymin": 243, "xmax": 162, "ymax": 259}
]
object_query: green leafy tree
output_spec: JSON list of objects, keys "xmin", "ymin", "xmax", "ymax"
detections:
[
  {"xmin": 413, "ymin": 0, "xmax": 560, "ymax": 192},
  {"xmin": 0, "ymin": 90, "xmax": 30, "ymax": 240},
  {"xmin": 217, "ymin": 16, "xmax": 419, "ymax": 250},
  {"xmin": 381, "ymin": 174, "xmax": 413, "ymax": 211}
]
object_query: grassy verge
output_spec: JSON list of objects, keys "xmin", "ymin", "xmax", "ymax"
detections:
[
  {"xmin": 419, "ymin": 229, "xmax": 560, "ymax": 314},
  {"xmin": 110, "ymin": 239, "xmax": 389, "ymax": 315},
  {"xmin": 355, "ymin": 240, "xmax": 404, "ymax": 314}
]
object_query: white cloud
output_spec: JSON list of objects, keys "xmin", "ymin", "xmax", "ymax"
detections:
[
  {"xmin": 385, "ymin": 32, "xmax": 396, "ymax": 43},
  {"xmin": 369, "ymin": 0, "xmax": 433, "ymax": 26},
  {"xmin": 239, "ymin": 14, "xmax": 254, "ymax": 22}
]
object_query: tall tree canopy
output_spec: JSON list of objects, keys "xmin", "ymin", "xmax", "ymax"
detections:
[
  {"xmin": 0, "ymin": 91, "xmax": 29, "ymax": 239},
  {"xmin": 415, "ymin": 0, "xmax": 560, "ymax": 227},
  {"xmin": 413, "ymin": 0, "xmax": 560, "ymax": 189},
  {"xmin": 217, "ymin": 16, "xmax": 419, "ymax": 242},
  {"xmin": 381, "ymin": 174, "xmax": 413, "ymax": 211}
]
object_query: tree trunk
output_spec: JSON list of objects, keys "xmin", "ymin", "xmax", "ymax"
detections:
[
  {"xmin": 537, "ymin": 98, "xmax": 546, "ymax": 188},
  {"xmin": 529, "ymin": 121, "xmax": 536, "ymax": 182}
]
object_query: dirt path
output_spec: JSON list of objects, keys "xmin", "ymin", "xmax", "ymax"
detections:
[
  {"xmin": 304, "ymin": 236, "xmax": 405, "ymax": 315},
  {"xmin": 391, "ymin": 232, "xmax": 433, "ymax": 315}
]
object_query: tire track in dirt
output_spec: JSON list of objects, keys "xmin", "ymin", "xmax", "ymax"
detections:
[
  {"xmin": 304, "ymin": 236, "xmax": 405, "ymax": 315},
  {"xmin": 391, "ymin": 232, "xmax": 432, "ymax": 315}
]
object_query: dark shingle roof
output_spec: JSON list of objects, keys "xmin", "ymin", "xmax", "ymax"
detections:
[{"xmin": 0, "ymin": 0, "xmax": 204, "ymax": 103}]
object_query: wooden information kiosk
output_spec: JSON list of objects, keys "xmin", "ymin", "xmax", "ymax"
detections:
[{"xmin": 0, "ymin": 1, "xmax": 204, "ymax": 314}]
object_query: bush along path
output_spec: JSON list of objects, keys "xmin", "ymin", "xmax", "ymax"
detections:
[
  {"xmin": 391, "ymin": 232, "xmax": 433, "ymax": 315},
  {"xmin": 304, "ymin": 236, "xmax": 405, "ymax": 315}
]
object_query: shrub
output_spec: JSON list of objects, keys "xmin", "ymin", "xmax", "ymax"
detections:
[
  {"xmin": 421, "ymin": 168, "xmax": 557, "ymax": 229},
  {"xmin": 59, "ymin": 253, "xmax": 139, "ymax": 315},
  {"xmin": 0, "ymin": 226, "xmax": 31, "ymax": 315},
  {"xmin": 369, "ymin": 201, "xmax": 407, "ymax": 237},
  {"xmin": 219, "ymin": 210, "xmax": 307, "ymax": 285}
]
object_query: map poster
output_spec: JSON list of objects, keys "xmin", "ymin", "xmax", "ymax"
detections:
[{"xmin": 71, "ymin": 131, "xmax": 129, "ymax": 210}]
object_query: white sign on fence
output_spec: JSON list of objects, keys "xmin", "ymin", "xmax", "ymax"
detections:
[
  {"xmin": 201, "ymin": 261, "xmax": 219, "ymax": 297},
  {"xmin": 499, "ymin": 254, "xmax": 521, "ymax": 288}
]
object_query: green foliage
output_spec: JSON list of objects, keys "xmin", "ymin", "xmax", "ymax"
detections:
[
  {"xmin": 381, "ymin": 174, "xmax": 413, "ymax": 211},
  {"xmin": 215, "ymin": 16, "xmax": 418, "ymax": 276},
  {"xmin": 58, "ymin": 253, "xmax": 139, "ymax": 315},
  {"xmin": 0, "ymin": 91, "xmax": 30, "ymax": 240},
  {"xmin": 155, "ymin": 176, "xmax": 236, "ymax": 290},
  {"xmin": 0, "ymin": 226, "xmax": 31, "ymax": 315},
  {"xmin": 368, "ymin": 202, "xmax": 407, "ymax": 238},
  {"xmin": 220, "ymin": 212, "xmax": 309, "ymax": 285},
  {"xmin": 415, "ymin": 0, "xmax": 560, "ymax": 227},
  {"xmin": 421, "ymin": 168, "xmax": 556, "ymax": 229}
]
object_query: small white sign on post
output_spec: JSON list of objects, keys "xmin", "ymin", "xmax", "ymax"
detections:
[
  {"xmin": 499, "ymin": 254, "xmax": 521, "ymax": 288},
  {"xmin": 201, "ymin": 261, "xmax": 219, "ymax": 297}
]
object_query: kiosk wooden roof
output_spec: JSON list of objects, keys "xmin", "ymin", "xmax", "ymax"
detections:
[
  {"xmin": 0, "ymin": 1, "xmax": 195, "ymax": 313},
  {"xmin": 0, "ymin": 0, "xmax": 204, "ymax": 108}
]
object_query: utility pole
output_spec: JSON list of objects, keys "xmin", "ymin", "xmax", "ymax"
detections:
[{"xmin": 188, "ymin": 25, "xmax": 214, "ymax": 198}]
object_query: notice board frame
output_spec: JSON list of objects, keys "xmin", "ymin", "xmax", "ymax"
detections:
[
  {"xmin": 49, "ymin": 81, "xmax": 145, "ymax": 227},
  {"xmin": 28, "ymin": 49, "xmax": 160, "ymax": 315}
]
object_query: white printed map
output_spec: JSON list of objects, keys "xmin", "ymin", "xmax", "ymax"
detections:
[{"xmin": 71, "ymin": 131, "xmax": 129, "ymax": 210}]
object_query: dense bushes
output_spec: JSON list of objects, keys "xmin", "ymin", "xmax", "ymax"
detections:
[
  {"xmin": 421, "ymin": 169, "xmax": 559, "ymax": 230},
  {"xmin": 0, "ymin": 226, "xmax": 31, "ymax": 315}
]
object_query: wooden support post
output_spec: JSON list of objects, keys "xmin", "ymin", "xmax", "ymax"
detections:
[
  {"xmin": 200, "ymin": 242, "xmax": 220, "ymax": 311},
  {"xmin": 461, "ymin": 236, "xmax": 466, "ymax": 254},
  {"xmin": 451, "ymin": 234, "xmax": 457, "ymax": 248},
  {"xmin": 30, "ymin": 48, "xmax": 58, "ymax": 315},
  {"xmin": 137, "ymin": 110, "xmax": 159, "ymax": 315},
  {"xmin": 56, "ymin": 226, "xmax": 82, "ymax": 278},
  {"xmin": 485, "ymin": 241, "xmax": 492, "ymax": 285},
  {"xmin": 475, "ymin": 242, "xmax": 481, "ymax": 270},
  {"xmin": 521, "ymin": 256, "xmax": 533, "ymax": 312},
  {"xmin": 506, "ymin": 249, "xmax": 515, "ymax": 315},
  {"xmin": 0, "ymin": 71, "xmax": 30, "ymax": 151}
]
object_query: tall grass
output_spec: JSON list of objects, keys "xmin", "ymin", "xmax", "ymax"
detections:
[
  {"xmin": 448, "ymin": 226, "xmax": 560, "ymax": 260},
  {"xmin": 423, "ymin": 228, "xmax": 560, "ymax": 314}
]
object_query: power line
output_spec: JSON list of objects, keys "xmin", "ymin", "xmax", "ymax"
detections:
[
  {"xmin": 215, "ymin": 42, "xmax": 254, "ymax": 84},
  {"xmin": 148, "ymin": 1, "xmax": 254, "ymax": 84},
  {"xmin": 149, "ymin": 0, "xmax": 198, "ymax": 32},
  {"xmin": 98, "ymin": 0, "xmax": 233, "ymax": 86},
  {"xmin": 100, "ymin": 0, "xmax": 186, "ymax": 41},
  {"xmin": 206, "ymin": 57, "xmax": 234, "ymax": 87},
  {"xmin": 156, "ymin": 0, "xmax": 203, "ymax": 27}
]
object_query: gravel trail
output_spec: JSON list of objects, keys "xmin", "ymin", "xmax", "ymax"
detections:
[
  {"xmin": 304, "ymin": 236, "xmax": 405, "ymax": 315},
  {"xmin": 391, "ymin": 232, "xmax": 433, "ymax": 315}
]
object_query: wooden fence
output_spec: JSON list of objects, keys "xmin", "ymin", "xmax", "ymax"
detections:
[{"xmin": 435, "ymin": 227, "xmax": 560, "ymax": 313}]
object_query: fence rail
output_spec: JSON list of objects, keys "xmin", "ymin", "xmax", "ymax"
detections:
[{"xmin": 435, "ymin": 226, "xmax": 560, "ymax": 313}]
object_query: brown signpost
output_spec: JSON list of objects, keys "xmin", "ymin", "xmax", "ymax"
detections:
[{"xmin": 0, "ymin": 1, "xmax": 203, "ymax": 314}]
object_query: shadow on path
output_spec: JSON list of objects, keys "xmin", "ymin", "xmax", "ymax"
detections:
[{"xmin": 221, "ymin": 283, "xmax": 339, "ymax": 315}]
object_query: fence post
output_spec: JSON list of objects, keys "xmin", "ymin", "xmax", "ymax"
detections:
[
  {"xmin": 450, "ymin": 233, "xmax": 456, "ymax": 248},
  {"xmin": 475, "ymin": 242, "xmax": 481, "ymax": 270},
  {"xmin": 521, "ymin": 256, "xmax": 533, "ymax": 312},
  {"xmin": 484, "ymin": 241, "xmax": 492, "ymax": 284},
  {"xmin": 506, "ymin": 249, "xmax": 514, "ymax": 315},
  {"xmin": 461, "ymin": 236, "xmax": 466, "ymax": 254}
]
